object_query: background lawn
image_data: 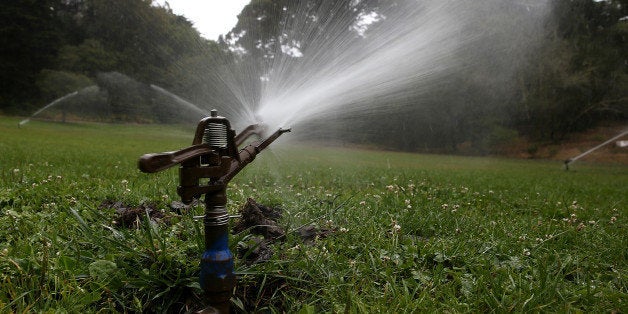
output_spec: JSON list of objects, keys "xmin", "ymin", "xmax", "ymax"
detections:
[{"xmin": 0, "ymin": 116, "xmax": 626, "ymax": 312}]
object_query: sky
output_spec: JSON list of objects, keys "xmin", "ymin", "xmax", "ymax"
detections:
[{"xmin": 153, "ymin": 0, "xmax": 250, "ymax": 40}]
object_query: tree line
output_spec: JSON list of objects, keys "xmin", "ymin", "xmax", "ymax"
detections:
[{"xmin": 0, "ymin": 0, "xmax": 625, "ymax": 153}]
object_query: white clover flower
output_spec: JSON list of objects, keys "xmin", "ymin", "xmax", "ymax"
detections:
[{"xmin": 391, "ymin": 221, "xmax": 401, "ymax": 233}]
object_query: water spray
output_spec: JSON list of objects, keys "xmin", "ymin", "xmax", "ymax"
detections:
[
  {"xmin": 138, "ymin": 110, "xmax": 289, "ymax": 313},
  {"xmin": 18, "ymin": 90, "xmax": 80, "ymax": 127},
  {"xmin": 564, "ymin": 128, "xmax": 628, "ymax": 170}
]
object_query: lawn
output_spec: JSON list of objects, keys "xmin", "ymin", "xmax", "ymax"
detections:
[{"xmin": 0, "ymin": 116, "xmax": 626, "ymax": 312}]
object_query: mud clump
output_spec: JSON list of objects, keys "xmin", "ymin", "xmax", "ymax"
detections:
[
  {"xmin": 232, "ymin": 198, "xmax": 285, "ymax": 239},
  {"xmin": 232, "ymin": 198, "xmax": 284, "ymax": 265},
  {"xmin": 296, "ymin": 225, "xmax": 335, "ymax": 245},
  {"xmin": 99, "ymin": 200, "xmax": 167, "ymax": 228},
  {"xmin": 233, "ymin": 198, "xmax": 339, "ymax": 264}
]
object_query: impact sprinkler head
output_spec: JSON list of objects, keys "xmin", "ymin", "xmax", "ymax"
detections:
[
  {"xmin": 138, "ymin": 110, "xmax": 289, "ymax": 313},
  {"xmin": 564, "ymin": 158, "xmax": 572, "ymax": 171}
]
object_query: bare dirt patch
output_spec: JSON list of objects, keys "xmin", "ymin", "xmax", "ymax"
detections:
[{"xmin": 99, "ymin": 200, "xmax": 168, "ymax": 228}]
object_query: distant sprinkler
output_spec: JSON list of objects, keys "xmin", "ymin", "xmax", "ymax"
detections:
[
  {"xmin": 564, "ymin": 128, "xmax": 628, "ymax": 170},
  {"xmin": 17, "ymin": 119, "xmax": 30, "ymax": 128}
]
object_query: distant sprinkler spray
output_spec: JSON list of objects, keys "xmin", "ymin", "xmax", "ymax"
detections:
[{"xmin": 564, "ymin": 128, "xmax": 628, "ymax": 170}]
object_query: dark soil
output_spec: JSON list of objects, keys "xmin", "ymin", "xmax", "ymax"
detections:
[
  {"xmin": 296, "ymin": 225, "xmax": 336, "ymax": 244},
  {"xmin": 232, "ymin": 198, "xmax": 337, "ymax": 264},
  {"xmin": 232, "ymin": 198, "xmax": 285, "ymax": 240},
  {"xmin": 232, "ymin": 198, "xmax": 284, "ymax": 265},
  {"xmin": 99, "ymin": 200, "xmax": 167, "ymax": 228}
]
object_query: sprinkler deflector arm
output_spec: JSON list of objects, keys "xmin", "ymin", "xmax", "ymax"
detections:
[
  {"xmin": 138, "ymin": 126, "xmax": 291, "ymax": 202},
  {"xmin": 138, "ymin": 144, "xmax": 213, "ymax": 173},
  {"xmin": 137, "ymin": 112, "xmax": 289, "ymax": 313}
]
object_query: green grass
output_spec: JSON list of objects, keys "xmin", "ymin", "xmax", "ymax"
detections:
[{"xmin": 1, "ymin": 116, "xmax": 626, "ymax": 312}]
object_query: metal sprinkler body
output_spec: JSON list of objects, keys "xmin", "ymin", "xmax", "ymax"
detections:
[{"xmin": 138, "ymin": 110, "xmax": 290, "ymax": 313}]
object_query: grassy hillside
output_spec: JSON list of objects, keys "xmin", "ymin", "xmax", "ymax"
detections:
[{"xmin": 0, "ymin": 116, "xmax": 626, "ymax": 312}]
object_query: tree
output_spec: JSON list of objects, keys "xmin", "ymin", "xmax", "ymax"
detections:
[
  {"xmin": 0, "ymin": 0, "xmax": 65, "ymax": 112},
  {"xmin": 516, "ymin": 0, "xmax": 627, "ymax": 141}
]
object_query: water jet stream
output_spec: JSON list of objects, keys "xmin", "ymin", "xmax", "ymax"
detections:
[
  {"xmin": 150, "ymin": 84, "xmax": 209, "ymax": 117},
  {"xmin": 19, "ymin": 86, "xmax": 97, "ymax": 126},
  {"xmin": 564, "ymin": 128, "xmax": 628, "ymax": 169},
  {"xmin": 231, "ymin": 0, "xmax": 552, "ymax": 133}
]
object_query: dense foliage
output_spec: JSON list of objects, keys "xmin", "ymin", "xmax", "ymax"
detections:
[{"xmin": 0, "ymin": 0, "xmax": 626, "ymax": 151}]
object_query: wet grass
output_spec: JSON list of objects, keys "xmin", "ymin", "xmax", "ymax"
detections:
[{"xmin": 1, "ymin": 116, "xmax": 626, "ymax": 312}]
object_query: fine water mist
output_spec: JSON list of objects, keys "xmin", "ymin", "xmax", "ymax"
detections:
[
  {"xmin": 216, "ymin": 0, "xmax": 551, "ymax": 138},
  {"xmin": 150, "ymin": 84, "xmax": 208, "ymax": 118},
  {"xmin": 21, "ymin": 0, "xmax": 552, "ymax": 151}
]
